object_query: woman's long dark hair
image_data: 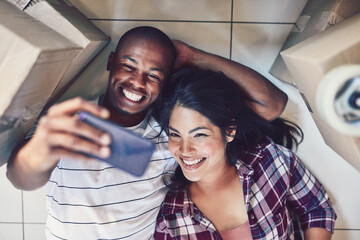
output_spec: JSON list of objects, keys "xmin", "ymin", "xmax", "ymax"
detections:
[{"xmin": 153, "ymin": 67, "xmax": 303, "ymax": 190}]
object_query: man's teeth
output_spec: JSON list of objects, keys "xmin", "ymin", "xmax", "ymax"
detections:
[
  {"xmin": 123, "ymin": 89, "xmax": 142, "ymax": 102},
  {"xmin": 182, "ymin": 158, "xmax": 204, "ymax": 166}
]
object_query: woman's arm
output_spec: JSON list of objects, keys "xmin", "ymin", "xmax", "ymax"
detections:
[
  {"xmin": 172, "ymin": 40, "xmax": 288, "ymax": 121},
  {"xmin": 286, "ymin": 151, "xmax": 336, "ymax": 238},
  {"xmin": 304, "ymin": 227, "xmax": 332, "ymax": 240}
]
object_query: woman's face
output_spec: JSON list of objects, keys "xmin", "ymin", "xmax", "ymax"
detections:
[{"xmin": 168, "ymin": 105, "xmax": 234, "ymax": 183}]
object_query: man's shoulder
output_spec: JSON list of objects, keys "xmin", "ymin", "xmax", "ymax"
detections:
[
  {"xmin": 143, "ymin": 116, "xmax": 168, "ymax": 138},
  {"xmin": 159, "ymin": 189, "xmax": 187, "ymax": 216}
]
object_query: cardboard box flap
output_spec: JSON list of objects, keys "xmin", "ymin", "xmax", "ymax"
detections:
[
  {"xmin": 5, "ymin": 0, "xmax": 32, "ymax": 10},
  {"xmin": 24, "ymin": 0, "xmax": 110, "ymax": 104},
  {"xmin": 0, "ymin": 1, "xmax": 80, "ymax": 51}
]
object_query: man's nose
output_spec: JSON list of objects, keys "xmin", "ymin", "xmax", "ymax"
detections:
[{"xmin": 131, "ymin": 73, "xmax": 146, "ymax": 88}]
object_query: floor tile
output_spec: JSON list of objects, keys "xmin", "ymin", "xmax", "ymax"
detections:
[
  {"xmin": 0, "ymin": 165, "xmax": 22, "ymax": 223},
  {"xmin": 69, "ymin": 0, "xmax": 231, "ymax": 21},
  {"xmin": 233, "ymin": 0, "xmax": 308, "ymax": 23}
]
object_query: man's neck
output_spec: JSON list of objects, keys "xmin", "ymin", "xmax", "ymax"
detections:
[{"xmin": 101, "ymin": 95, "xmax": 147, "ymax": 127}]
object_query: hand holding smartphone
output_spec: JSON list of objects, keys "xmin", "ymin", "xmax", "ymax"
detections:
[{"xmin": 78, "ymin": 112, "xmax": 155, "ymax": 177}]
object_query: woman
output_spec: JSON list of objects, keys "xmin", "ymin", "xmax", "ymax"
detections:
[{"xmin": 153, "ymin": 68, "xmax": 336, "ymax": 240}]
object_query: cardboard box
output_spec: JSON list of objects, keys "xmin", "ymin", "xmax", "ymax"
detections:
[
  {"xmin": 5, "ymin": 0, "xmax": 32, "ymax": 10},
  {"xmin": 0, "ymin": 1, "xmax": 82, "ymax": 166},
  {"xmin": 270, "ymin": 0, "xmax": 360, "ymax": 85},
  {"xmin": 24, "ymin": 0, "xmax": 110, "ymax": 105},
  {"xmin": 281, "ymin": 13, "xmax": 360, "ymax": 171}
]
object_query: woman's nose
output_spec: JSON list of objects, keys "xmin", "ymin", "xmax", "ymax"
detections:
[{"xmin": 179, "ymin": 139, "xmax": 194, "ymax": 154}]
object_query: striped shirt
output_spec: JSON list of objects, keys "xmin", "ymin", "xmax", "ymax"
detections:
[
  {"xmin": 45, "ymin": 115, "xmax": 176, "ymax": 240},
  {"xmin": 154, "ymin": 137, "xmax": 336, "ymax": 240}
]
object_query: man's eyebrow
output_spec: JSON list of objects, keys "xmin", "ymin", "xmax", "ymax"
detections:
[
  {"xmin": 122, "ymin": 55, "xmax": 137, "ymax": 64},
  {"xmin": 150, "ymin": 67, "xmax": 164, "ymax": 74}
]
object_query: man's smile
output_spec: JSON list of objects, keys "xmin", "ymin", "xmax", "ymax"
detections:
[{"xmin": 122, "ymin": 88, "xmax": 143, "ymax": 102}]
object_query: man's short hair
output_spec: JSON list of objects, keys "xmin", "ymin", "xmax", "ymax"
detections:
[{"xmin": 115, "ymin": 26, "xmax": 176, "ymax": 68}]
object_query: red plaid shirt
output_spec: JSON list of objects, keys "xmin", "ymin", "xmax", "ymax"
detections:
[{"xmin": 154, "ymin": 137, "xmax": 336, "ymax": 240}]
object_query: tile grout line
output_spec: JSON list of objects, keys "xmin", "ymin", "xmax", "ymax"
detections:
[
  {"xmin": 21, "ymin": 190, "xmax": 25, "ymax": 240},
  {"xmin": 229, "ymin": 0, "xmax": 234, "ymax": 60},
  {"xmin": 89, "ymin": 18, "xmax": 295, "ymax": 25}
]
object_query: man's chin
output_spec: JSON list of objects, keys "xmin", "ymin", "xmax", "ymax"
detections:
[{"xmin": 115, "ymin": 107, "xmax": 134, "ymax": 116}]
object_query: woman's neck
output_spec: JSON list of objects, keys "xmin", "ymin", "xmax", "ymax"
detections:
[{"xmin": 190, "ymin": 161, "xmax": 238, "ymax": 195}]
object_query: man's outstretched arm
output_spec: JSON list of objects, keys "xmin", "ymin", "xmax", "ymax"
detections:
[
  {"xmin": 7, "ymin": 98, "xmax": 111, "ymax": 191},
  {"xmin": 173, "ymin": 40, "xmax": 288, "ymax": 121}
]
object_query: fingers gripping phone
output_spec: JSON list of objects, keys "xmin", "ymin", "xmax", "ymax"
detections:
[{"xmin": 78, "ymin": 112, "xmax": 155, "ymax": 177}]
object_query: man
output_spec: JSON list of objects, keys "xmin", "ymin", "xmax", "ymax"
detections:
[{"xmin": 7, "ymin": 26, "xmax": 287, "ymax": 239}]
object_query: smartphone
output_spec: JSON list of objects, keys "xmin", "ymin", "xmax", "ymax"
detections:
[{"xmin": 78, "ymin": 112, "xmax": 155, "ymax": 177}]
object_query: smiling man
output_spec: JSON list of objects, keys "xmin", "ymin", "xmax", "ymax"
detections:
[{"xmin": 7, "ymin": 26, "xmax": 287, "ymax": 239}]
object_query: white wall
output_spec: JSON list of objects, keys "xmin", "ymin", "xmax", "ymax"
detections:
[{"xmin": 1, "ymin": 0, "xmax": 359, "ymax": 239}]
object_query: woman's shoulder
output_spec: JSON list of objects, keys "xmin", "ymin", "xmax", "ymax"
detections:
[{"xmin": 239, "ymin": 137, "xmax": 297, "ymax": 168}]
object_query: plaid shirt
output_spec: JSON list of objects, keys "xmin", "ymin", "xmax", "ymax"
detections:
[{"xmin": 154, "ymin": 137, "xmax": 336, "ymax": 240}]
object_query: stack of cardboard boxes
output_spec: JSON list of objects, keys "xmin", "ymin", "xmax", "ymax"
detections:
[
  {"xmin": 278, "ymin": 5, "xmax": 360, "ymax": 170},
  {"xmin": 0, "ymin": 0, "xmax": 109, "ymax": 166}
]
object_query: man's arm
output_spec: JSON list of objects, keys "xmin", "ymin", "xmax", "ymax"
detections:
[
  {"xmin": 7, "ymin": 98, "xmax": 111, "ymax": 191},
  {"xmin": 173, "ymin": 40, "xmax": 288, "ymax": 121}
]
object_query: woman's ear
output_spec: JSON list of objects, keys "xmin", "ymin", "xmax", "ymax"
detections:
[{"xmin": 225, "ymin": 126, "xmax": 237, "ymax": 143}]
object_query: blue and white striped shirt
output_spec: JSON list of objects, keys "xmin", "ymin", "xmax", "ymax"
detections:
[{"xmin": 45, "ymin": 116, "xmax": 176, "ymax": 240}]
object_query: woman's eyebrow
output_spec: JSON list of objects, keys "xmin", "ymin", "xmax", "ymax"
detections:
[
  {"xmin": 168, "ymin": 126, "xmax": 179, "ymax": 133},
  {"xmin": 169, "ymin": 126, "xmax": 210, "ymax": 134},
  {"xmin": 189, "ymin": 127, "xmax": 209, "ymax": 134}
]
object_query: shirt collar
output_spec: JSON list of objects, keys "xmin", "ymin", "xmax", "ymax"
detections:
[
  {"xmin": 183, "ymin": 188, "xmax": 218, "ymax": 233},
  {"xmin": 97, "ymin": 95, "xmax": 156, "ymax": 138}
]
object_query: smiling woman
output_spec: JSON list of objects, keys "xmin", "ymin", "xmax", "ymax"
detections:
[{"xmin": 152, "ymin": 67, "xmax": 337, "ymax": 240}]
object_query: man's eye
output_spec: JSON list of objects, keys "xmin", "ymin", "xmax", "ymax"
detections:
[
  {"xmin": 148, "ymin": 73, "xmax": 161, "ymax": 82},
  {"xmin": 122, "ymin": 64, "xmax": 135, "ymax": 72}
]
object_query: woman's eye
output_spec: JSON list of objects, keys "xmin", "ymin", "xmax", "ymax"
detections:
[
  {"xmin": 169, "ymin": 132, "xmax": 180, "ymax": 138},
  {"xmin": 194, "ymin": 133, "xmax": 208, "ymax": 138}
]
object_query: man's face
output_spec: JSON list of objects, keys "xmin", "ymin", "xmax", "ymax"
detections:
[{"xmin": 107, "ymin": 37, "xmax": 172, "ymax": 115}]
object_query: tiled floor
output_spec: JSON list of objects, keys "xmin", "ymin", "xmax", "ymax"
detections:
[{"xmin": 1, "ymin": 0, "xmax": 360, "ymax": 239}]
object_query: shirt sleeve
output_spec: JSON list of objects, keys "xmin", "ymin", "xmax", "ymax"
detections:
[{"xmin": 285, "ymin": 151, "xmax": 337, "ymax": 233}]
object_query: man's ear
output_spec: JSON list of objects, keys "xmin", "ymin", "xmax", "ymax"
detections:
[
  {"xmin": 225, "ymin": 127, "xmax": 237, "ymax": 143},
  {"xmin": 107, "ymin": 52, "xmax": 115, "ymax": 71}
]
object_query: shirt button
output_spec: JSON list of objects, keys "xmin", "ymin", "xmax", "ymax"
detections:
[{"xmin": 250, "ymin": 214, "xmax": 255, "ymax": 219}]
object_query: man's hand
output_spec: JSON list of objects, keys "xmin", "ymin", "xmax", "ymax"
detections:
[{"xmin": 7, "ymin": 97, "xmax": 111, "ymax": 190}]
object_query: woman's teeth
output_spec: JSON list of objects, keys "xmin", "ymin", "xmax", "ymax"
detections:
[
  {"xmin": 182, "ymin": 158, "xmax": 204, "ymax": 166},
  {"xmin": 123, "ymin": 89, "xmax": 142, "ymax": 102}
]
